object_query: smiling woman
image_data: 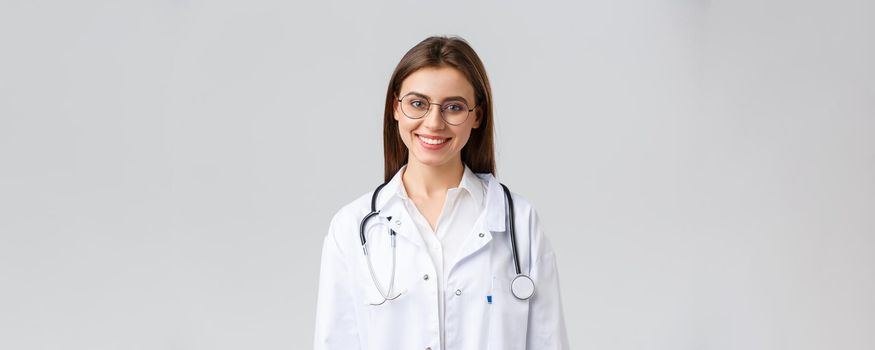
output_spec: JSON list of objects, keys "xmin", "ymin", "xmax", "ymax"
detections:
[
  {"xmin": 314, "ymin": 36, "xmax": 569, "ymax": 350},
  {"xmin": 393, "ymin": 66, "xmax": 482, "ymax": 178},
  {"xmin": 382, "ymin": 36, "xmax": 496, "ymax": 185}
]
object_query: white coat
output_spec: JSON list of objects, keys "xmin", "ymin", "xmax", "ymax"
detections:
[{"xmin": 314, "ymin": 172, "xmax": 569, "ymax": 349}]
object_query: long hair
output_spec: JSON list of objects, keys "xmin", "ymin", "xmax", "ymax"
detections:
[{"xmin": 382, "ymin": 35, "xmax": 496, "ymax": 183}]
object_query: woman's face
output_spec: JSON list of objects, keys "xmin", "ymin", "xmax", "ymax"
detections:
[{"xmin": 394, "ymin": 66, "xmax": 481, "ymax": 169}]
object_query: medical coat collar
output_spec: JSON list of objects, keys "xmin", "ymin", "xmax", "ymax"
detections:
[
  {"xmin": 394, "ymin": 163, "xmax": 486, "ymax": 211},
  {"xmin": 374, "ymin": 164, "xmax": 507, "ymax": 235}
]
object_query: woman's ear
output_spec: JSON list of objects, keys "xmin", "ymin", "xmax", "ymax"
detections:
[
  {"xmin": 393, "ymin": 97, "xmax": 402, "ymax": 121},
  {"xmin": 472, "ymin": 109, "xmax": 482, "ymax": 129}
]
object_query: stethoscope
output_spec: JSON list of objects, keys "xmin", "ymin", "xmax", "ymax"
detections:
[{"xmin": 359, "ymin": 181, "xmax": 536, "ymax": 305}]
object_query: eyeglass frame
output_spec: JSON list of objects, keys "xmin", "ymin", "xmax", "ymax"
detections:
[{"xmin": 395, "ymin": 92, "xmax": 478, "ymax": 126}]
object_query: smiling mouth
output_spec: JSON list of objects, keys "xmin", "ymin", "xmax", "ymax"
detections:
[{"xmin": 416, "ymin": 134, "xmax": 451, "ymax": 145}]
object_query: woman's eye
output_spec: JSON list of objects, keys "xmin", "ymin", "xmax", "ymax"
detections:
[
  {"xmin": 411, "ymin": 100, "xmax": 426, "ymax": 108},
  {"xmin": 446, "ymin": 104, "xmax": 462, "ymax": 112}
]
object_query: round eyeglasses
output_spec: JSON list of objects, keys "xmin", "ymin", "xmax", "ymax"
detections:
[{"xmin": 397, "ymin": 93, "xmax": 477, "ymax": 126}]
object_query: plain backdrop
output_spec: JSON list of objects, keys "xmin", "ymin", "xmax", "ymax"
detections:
[{"xmin": 1, "ymin": 0, "xmax": 873, "ymax": 349}]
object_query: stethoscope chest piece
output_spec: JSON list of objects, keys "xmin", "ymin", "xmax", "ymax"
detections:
[{"xmin": 511, "ymin": 274, "xmax": 535, "ymax": 300}]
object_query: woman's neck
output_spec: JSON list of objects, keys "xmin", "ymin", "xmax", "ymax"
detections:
[{"xmin": 402, "ymin": 159, "xmax": 464, "ymax": 200}]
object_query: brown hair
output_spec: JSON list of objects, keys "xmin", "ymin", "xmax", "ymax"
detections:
[{"xmin": 382, "ymin": 35, "xmax": 496, "ymax": 182}]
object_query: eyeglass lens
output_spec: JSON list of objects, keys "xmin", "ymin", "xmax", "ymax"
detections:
[{"xmin": 399, "ymin": 95, "xmax": 470, "ymax": 125}]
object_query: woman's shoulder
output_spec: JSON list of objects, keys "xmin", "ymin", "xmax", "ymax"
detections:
[
  {"xmin": 484, "ymin": 175, "xmax": 537, "ymax": 213},
  {"xmin": 500, "ymin": 185, "xmax": 558, "ymax": 263},
  {"xmin": 329, "ymin": 189, "xmax": 375, "ymax": 227},
  {"xmin": 321, "ymin": 189, "xmax": 377, "ymax": 256}
]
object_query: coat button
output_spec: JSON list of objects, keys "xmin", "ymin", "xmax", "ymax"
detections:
[
  {"xmin": 478, "ymin": 232, "xmax": 485, "ymax": 237},
  {"xmin": 455, "ymin": 289, "xmax": 462, "ymax": 296},
  {"xmin": 423, "ymin": 274, "xmax": 429, "ymax": 281},
  {"xmin": 426, "ymin": 347, "xmax": 432, "ymax": 350}
]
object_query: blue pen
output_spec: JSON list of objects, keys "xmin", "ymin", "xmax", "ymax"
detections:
[{"xmin": 486, "ymin": 276, "xmax": 494, "ymax": 304}]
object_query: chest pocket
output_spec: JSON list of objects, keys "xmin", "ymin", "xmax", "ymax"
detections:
[{"xmin": 487, "ymin": 274, "xmax": 531, "ymax": 350}]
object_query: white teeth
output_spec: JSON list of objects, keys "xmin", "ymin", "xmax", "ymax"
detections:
[{"xmin": 417, "ymin": 135, "xmax": 448, "ymax": 145}]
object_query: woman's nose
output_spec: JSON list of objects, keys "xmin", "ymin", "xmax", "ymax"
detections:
[{"xmin": 423, "ymin": 104, "xmax": 446, "ymax": 129}]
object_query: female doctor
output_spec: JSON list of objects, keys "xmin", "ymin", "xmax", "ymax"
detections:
[{"xmin": 314, "ymin": 36, "xmax": 569, "ymax": 350}]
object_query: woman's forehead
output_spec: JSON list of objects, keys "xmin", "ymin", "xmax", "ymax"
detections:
[{"xmin": 399, "ymin": 66, "xmax": 475, "ymax": 100}]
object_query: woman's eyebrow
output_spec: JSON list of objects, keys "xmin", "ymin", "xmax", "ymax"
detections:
[{"xmin": 406, "ymin": 91, "xmax": 470, "ymax": 104}]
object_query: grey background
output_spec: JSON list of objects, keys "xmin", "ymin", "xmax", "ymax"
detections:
[{"xmin": 1, "ymin": 0, "xmax": 873, "ymax": 349}]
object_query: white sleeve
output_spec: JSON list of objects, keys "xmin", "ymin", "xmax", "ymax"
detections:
[
  {"xmin": 526, "ymin": 209, "xmax": 570, "ymax": 349},
  {"xmin": 313, "ymin": 216, "xmax": 362, "ymax": 350}
]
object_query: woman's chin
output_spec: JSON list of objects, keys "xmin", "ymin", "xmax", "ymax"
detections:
[{"xmin": 410, "ymin": 152, "xmax": 456, "ymax": 168}]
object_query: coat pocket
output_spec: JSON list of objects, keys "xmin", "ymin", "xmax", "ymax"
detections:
[{"xmin": 487, "ymin": 274, "xmax": 530, "ymax": 350}]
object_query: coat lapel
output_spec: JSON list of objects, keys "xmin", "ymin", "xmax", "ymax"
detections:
[
  {"xmin": 447, "ymin": 173, "xmax": 509, "ymax": 275},
  {"xmin": 375, "ymin": 198, "xmax": 426, "ymax": 250},
  {"xmin": 370, "ymin": 168, "xmax": 509, "ymax": 263}
]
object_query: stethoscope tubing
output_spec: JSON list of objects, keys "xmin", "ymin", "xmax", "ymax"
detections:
[
  {"xmin": 359, "ymin": 179, "xmax": 534, "ymax": 303},
  {"xmin": 360, "ymin": 182, "xmax": 390, "ymax": 250},
  {"xmin": 500, "ymin": 183, "xmax": 522, "ymax": 276}
]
